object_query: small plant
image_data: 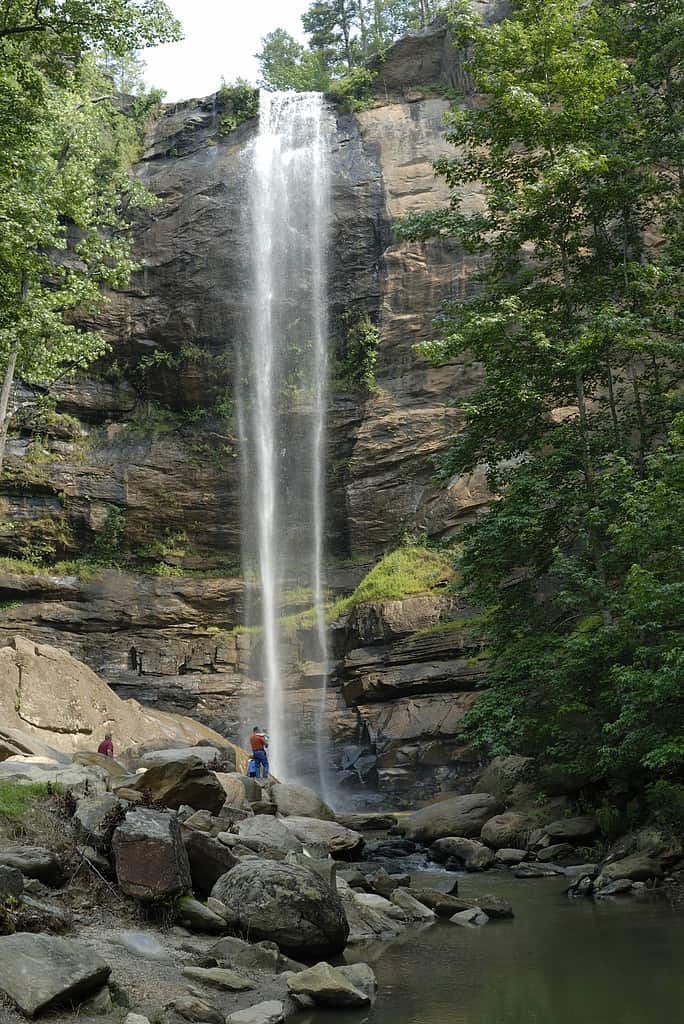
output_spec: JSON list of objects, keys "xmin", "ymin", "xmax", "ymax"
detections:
[
  {"xmin": 53, "ymin": 787, "xmax": 77, "ymax": 819},
  {"xmin": 328, "ymin": 67, "xmax": 376, "ymax": 113},
  {"xmin": 99, "ymin": 802, "xmax": 127, "ymax": 856},
  {"xmin": 216, "ymin": 78, "xmax": 259, "ymax": 135},
  {"xmin": 334, "ymin": 310, "xmax": 380, "ymax": 392}
]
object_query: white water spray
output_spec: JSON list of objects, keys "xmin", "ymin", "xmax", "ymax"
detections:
[{"xmin": 241, "ymin": 91, "xmax": 331, "ymax": 786}]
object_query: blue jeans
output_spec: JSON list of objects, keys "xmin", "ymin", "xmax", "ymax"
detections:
[{"xmin": 253, "ymin": 749, "xmax": 269, "ymax": 779}]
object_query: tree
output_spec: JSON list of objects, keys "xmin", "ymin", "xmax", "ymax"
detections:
[
  {"xmin": 0, "ymin": 0, "xmax": 181, "ymax": 472},
  {"xmin": 255, "ymin": 29, "xmax": 330, "ymax": 92},
  {"xmin": 398, "ymin": 0, "xmax": 684, "ymax": 806}
]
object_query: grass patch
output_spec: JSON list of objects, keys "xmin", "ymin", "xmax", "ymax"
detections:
[{"xmin": 0, "ymin": 783, "xmax": 53, "ymax": 823}]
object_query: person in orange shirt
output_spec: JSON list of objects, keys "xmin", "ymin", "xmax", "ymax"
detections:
[{"xmin": 249, "ymin": 726, "xmax": 269, "ymax": 779}]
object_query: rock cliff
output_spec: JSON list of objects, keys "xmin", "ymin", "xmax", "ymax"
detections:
[{"xmin": 0, "ymin": 17, "xmax": 499, "ymax": 803}]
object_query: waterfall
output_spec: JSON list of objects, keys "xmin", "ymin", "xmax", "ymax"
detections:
[{"xmin": 240, "ymin": 91, "xmax": 331, "ymax": 787}]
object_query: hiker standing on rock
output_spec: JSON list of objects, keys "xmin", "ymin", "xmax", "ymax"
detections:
[
  {"xmin": 249, "ymin": 726, "xmax": 269, "ymax": 779},
  {"xmin": 97, "ymin": 733, "xmax": 114, "ymax": 757}
]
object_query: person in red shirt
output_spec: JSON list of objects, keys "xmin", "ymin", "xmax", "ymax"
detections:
[
  {"xmin": 249, "ymin": 726, "xmax": 269, "ymax": 779},
  {"xmin": 97, "ymin": 733, "xmax": 114, "ymax": 758}
]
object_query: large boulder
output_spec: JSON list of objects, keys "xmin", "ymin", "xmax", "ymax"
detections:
[
  {"xmin": 0, "ymin": 637, "xmax": 234, "ymax": 758},
  {"xmin": 74, "ymin": 793, "xmax": 122, "ymax": 845},
  {"xmin": 226, "ymin": 1001, "xmax": 285, "ymax": 1024},
  {"xmin": 480, "ymin": 812, "xmax": 529, "ymax": 850},
  {"xmin": 270, "ymin": 783, "xmax": 335, "ymax": 821},
  {"xmin": 130, "ymin": 757, "xmax": 226, "ymax": 814},
  {"xmin": 112, "ymin": 809, "xmax": 191, "ymax": 900},
  {"xmin": 234, "ymin": 815, "xmax": 303, "ymax": 856},
  {"xmin": 211, "ymin": 859, "xmax": 349, "ymax": 959},
  {"xmin": 0, "ymin": 933, "xmax": 110, "ymax": 1016},
  {"xmin": 544, "ymin": 816, "xmax": 598, "ymax": 843},
  {"xmin": 139, "ymin": 746, "xmax": 230, "ymax": 768},
  {"xmin": 400, "ymin": 793, "xmax": 501, "ymax": 843},
  {"xmin": 598, "ymin": 855, "xmax": 663, "ymax": 885},
  {"xmin": 277, "ymin": 816, "xmax": 364, "ymax": 858},
  {"xmin": 182, "ymin": 829, "xmax": 238, "ymax": 898},
  {"xmin": 0, "ymin": 758, "xmax": 109, "ymax": 795},
  {"xmin": 430, "ymin": 837, "xmax": 495, "ymax": 871}
]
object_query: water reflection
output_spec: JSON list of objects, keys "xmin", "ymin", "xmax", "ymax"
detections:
[{"xmin": 301, "ymin": 874, "xmax": 684, "ymax": 1024}]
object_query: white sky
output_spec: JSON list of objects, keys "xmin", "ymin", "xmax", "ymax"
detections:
[{"xmin": 143, "ymin": 0, "xmax": 309, "ymax": 102}]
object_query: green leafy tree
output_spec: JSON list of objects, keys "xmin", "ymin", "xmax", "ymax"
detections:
[
  {"xmin": 398, "ymin": 0, "xmax": 684, "ymax": 806},
  {"xmin": 0, "ymin": 1, "xmax": 181, "ymax": 472},
  {"xmin": 255, "ymin": 29, "xmax": 330, "ymax": 92}
]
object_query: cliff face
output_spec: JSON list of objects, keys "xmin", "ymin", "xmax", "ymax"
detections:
[{"xmin": 0, "ymin": 18, "xmax": 496, "ymax": 804}]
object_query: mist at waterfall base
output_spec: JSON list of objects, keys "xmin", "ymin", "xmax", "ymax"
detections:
[{"xmin": 238, "ymin": 90, "xmax": 334, "ymax": 797}]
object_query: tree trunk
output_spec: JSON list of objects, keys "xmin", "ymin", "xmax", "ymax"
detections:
[{"xmin": 0, "ymin": 272, "xmax": 27, "ymax": 476}]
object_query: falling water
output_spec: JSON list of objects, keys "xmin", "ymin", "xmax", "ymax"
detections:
[{"xmin": 240, "ymin": 91, "xmax": 331, "ymax": 787}]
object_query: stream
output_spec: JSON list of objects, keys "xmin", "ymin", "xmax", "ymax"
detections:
[{"xmin": 302, "ymin": 871, "xmax": 684, "ymax": 1024}]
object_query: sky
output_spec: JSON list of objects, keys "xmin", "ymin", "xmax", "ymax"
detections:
[{"xmin": 143, "ymin": 0, "xmax": 309, "ymax": 102}]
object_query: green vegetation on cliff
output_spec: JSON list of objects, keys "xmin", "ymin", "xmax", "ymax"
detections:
[{"xmin": 400, "ymin": 0, "xmax": 684, "ymax": 818}]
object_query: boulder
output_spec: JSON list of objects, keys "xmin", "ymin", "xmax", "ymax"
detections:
[
  {"xmin": 226, "ymin": 1001, "xmax": 285, "ymax": 1024},
  {"xmin": 352, "ymin": 892, "xmax": 407, "ymax": 921},
  {"xmin": 390, "ymin": 887, "xmax": 436, "ymax": 921},
  {"xmin": 543, "ymin": 816, "xmax": 598, "ymax": 843},
  {"xmin": 140, "ymin": 746, "xmax": 227, "ymax": 768},
  {"xmin": 74, "ymin": 793, "xmax": 122, "ymax": 844},
  {"xmin": 400, "ymin": 793, "xmax": 501, "ymax": 843},
  {"xmin": 211, "ymin": 858, "xmax": 349, "ymax": 959},
  {"xmin": 515, "ymin": 863, "xmax": 564, "ymax": 878},
  {"xmin": 0, "ymin": 845, "xmax": 63, "ymax": 886},
  {"xmin": 495, "ymin": 848, "xmax": 527, "ymax": 866},
  {"xmin": 209, "ymin": 936, "xmax": 283, "ymax": 973},
  {"xmin": 270, "ymin": 782, "xmax": 335, "ymax": 821},
  {"xmin": 0, "ymin": 758, "xmax": 109, "ymax": 795},
  {"xmin": 129, "ymin": 757, "xmax": 226, "ymax": 814},
  {"xmin": 176, "ymin": 895, "xmax": 227, "ymax": 933},
  {"xmin": 277, "ymin": 816, "xmax": 364, "ymax": 858},
  {"xmin": 172, "ymin": 993, "xmax": 224, "ymax": 1023},
  {"xmin": 112, "ymin": 809, "xmax": 191, "ymax": 900},
  {"xmin": 336, "ymin": 813, "xmax": 397, "ymax": 831},
  {"xmin": 412, "ymin": 887, "xmax": 513, "ymax": 919},
  {"xmin": 287, "ymin": 962, "xmax": 370, "ymax": 1007},
  {"xmin": 480, "ymin": 812, "xmax": 529, "ymax": 850},
  {"xmin": 595, "ymin": 878, "xmax": 634, "ymax": 897},
  {"xmin": 477, "ymin": 755, "xmax": 533, "ymax": 802},
  {"xmin": 182, "ymin": 966, "xmax": 254, "ymax": 990},
  {"xmin": 450, "ymin": 908, "xmax": 489, "ymax": 927},
  {"xmin": 337, "ymin": 963, "xmax": 377, "ymax": 1001},
  {"xmin": 182, "ymin": 829, "xmax": 238, "ymax": 898},
  {"xmin": 235, "ymin": 815, "xmax": 303, "ymax": 856},
  {"xmin": 598, "ymin": 855, "xmax": 663, "ymax": 885},
  {"xmin": 0, "ymin": 865, "xmax": 24, "ymax": 898},
  {"xmin": 215, "ymin": 773, "xmax": 250, "ymax": 808},
  {"xmin": 537, "ymin": 843, "xmax": 576, "ymax": 863},
  {"xmin": 0, "ymin": 933, "xmax": 110, "ymax": 1016},
  {"xmin": 430, "ymin": 837, "xmax": 495, "ymax": 871}
]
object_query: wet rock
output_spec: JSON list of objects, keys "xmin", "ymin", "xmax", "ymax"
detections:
[
  {"xmin": 336, "ymin": 813, "xmax": 397, "ymax": 831},
  {"xmin": 450, "ymin": 907, "xmax": 489, "ymax": 927},
  {"xmin": 129, "ymin": 757, "xmax": 226, "ymax": 815},
  {"xmin": 0, "ymin": 845, "xmax": 63, "ymax": 886},
  {"xmin": 480, "ymin": 812, "xmax": 529, "ymax": 850},
  {"xmin": 226, "ymin": 1000, "xmax": 285, "ymax": 1024},
  {"xmin": 598, "ymin": 854, "xmax": 663, "ymax": 885},
  {"xmin": 400, "ymin": 793, "xmax": 501, "ymax": 843},
  {"xmin": 112, "ymin": 808, "xmax": 191, "ymax": 900},
  {"xmin": 515, "ymin": 863, "xmax": 565, "ymax": 878},
  {"xmin": 410, "ymin": 887, "xmax": 470, "ymax": 917},
  {"xmin": 595, "ymin": 878, "xmax": 634, "ymax": 897},
  {"xmin": 352, "ymin": 892, "xmax": 407, "ymax": 921},
  {"xmin": 337, "ymin": 962, "xmax": 378, "ymax": 1001},
  {"xmin": 271, "ymin": 782, "xmax": 335, "ymax": 821},
  {"xmin": 0, "ymin": 933, "xmax": 111, "ymax": 1016},
  {"xmin": 182, "ymin": 965, "xmax": 255, "ymax": 990},
  {"xmin": 390, "ymin": 887, "xmax": 437, "ymax": 920},
  {"xmin": 287, "ymin": 961, "xmax": 371, "ymax": 1007},
  {"xmin": 182, "ymin": 829, "xmax": 238, "ymax": 898},
  {"xmin": 211, "ymin": 858, "xmax": 349, "ymax": 959},
  {"xmin": 177, "ymin": 895, "xmax": 227, "ymax": 934},
  {"xmin": 543, "ymin": 816, "xmax": 598, "ymax": 843},
  {"xmin": 470, "ymin": 894, "xmax": 513, "ymax": 919},
  {"xmin": 278, "ymin": 816, "xmax": 364, "ymax": 858},
  {"xmin": 431, "ymin": 837, "xmax": 495, "ymax": 872}
]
